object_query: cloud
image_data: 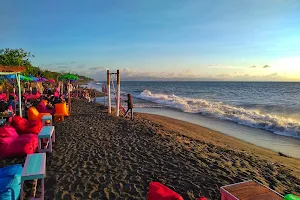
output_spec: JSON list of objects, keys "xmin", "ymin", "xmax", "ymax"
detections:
[
  {"xmin": 88, "ymin": 67, "xmax": 104, "ymax": 71},
  {"xmin": 263, "ymin": 65, "xmax": 271, "ymax": 68},
  {"xmin": 249, "ymin": 65, "xmax": 256, "ymax": 68}
]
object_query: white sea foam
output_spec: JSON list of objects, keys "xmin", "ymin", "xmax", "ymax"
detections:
[{"xmin": 136, "ymin": 90, "xmax": 300, "ymax": 138}]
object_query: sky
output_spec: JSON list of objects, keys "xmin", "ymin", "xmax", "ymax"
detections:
[{"xmin": 1, "ymin": 0, "xmax": 300, "ymax": 81}]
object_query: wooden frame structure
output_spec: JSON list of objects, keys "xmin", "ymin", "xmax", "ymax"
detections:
[
  {"xmin": 107, "ymin": 69, "xmax": 120, "ymax": 116},
  {"xmin": 0, "ymin": 66, "xmax": 26, "ymax": 117}
]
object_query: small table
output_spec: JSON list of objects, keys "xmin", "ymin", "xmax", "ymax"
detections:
[
  {"xmin": 42, "ymin": 115, "xmax": 52, "ymax": 126},
  {"xmin": 21, "ymin": 153, "xmax": 46, "ymax": 200},
  {"xmin": 220, "ymin": 180, "xmax": 283, "ymax": 200},
  {"xmin": 0, "ymin": 119, "xmax": 6, "ymax": 126},
  {"xmin": 53, "ymin": 113, "xmax": 64, "ymax": 122},
  {"xmin": 38, "ymin": 126, "xmax": 55, "ymax": 153}
]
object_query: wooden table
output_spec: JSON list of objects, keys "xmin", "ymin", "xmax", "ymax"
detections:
[
  {"xmin": 42, "ymin": 115, "xmax": 52, "ymax": 126},
  {"xmin": 220, "ymin": 180, "xmax": 283, "ymax": 200},
  {"xmin": 21, "ymin": 153, "xmax": 46, "ymax": 200},
  {"xmin": 38, "ymin": 126, "xmax": 55, "ymax": 153}
]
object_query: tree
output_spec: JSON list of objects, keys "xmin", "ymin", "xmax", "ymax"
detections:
[
  {"xmin": 0, "ymin": 48, "xmax": 34, "ymax": 67},
  {"xmin": 0, "ymin": 48, "xmax": 93, "ymax": 81}
]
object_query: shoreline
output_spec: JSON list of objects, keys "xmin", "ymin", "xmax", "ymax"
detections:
[
  {"xmin": 137, "ymin": 112, "xmax": 300, "ymax": 172},
  {"xmin": 1, "ymin": 99, "xmax": 299, "ymax": 199},
  {"xmin": 134, "ymin": 107, "xmax": 300, "ymax": 159}
]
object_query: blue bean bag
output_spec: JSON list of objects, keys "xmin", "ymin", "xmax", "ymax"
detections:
[{"xmin": 0, "ymin": 164, "xmax": 23, "ymax": 200}]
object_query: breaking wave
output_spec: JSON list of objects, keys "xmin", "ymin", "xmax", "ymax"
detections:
[{"xmin": 136, "ymin": 90, "xmax": 300, "ymax": 139}]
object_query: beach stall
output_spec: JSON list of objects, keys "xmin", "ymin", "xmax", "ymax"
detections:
[{"xmin": 0, "ymin": 66, "xmax": 26, "ymax": 117}]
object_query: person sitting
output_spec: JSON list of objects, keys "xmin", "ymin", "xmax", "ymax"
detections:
[{"xmin": 53, "ymin": 97, "xmax": 62, "ymax": 105}]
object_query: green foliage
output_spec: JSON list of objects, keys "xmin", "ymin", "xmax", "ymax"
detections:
[
  {"xmin": 0, "ymin": 48, "xmax": 92, "ymax": 81},
  {"xmin": 0, "ymin": 48, "xmax": 33, "ymax": 67}
]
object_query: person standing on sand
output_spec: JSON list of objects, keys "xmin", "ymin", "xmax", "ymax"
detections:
[{"xmin": 124, "ymin": 94, "xmax": 134, "ymax": 119}]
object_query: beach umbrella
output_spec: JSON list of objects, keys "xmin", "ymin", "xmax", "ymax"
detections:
[
  {"xmin": 59, "ymin": 73, "xmax": 79, "ymax": 81},
  {"xmin": 20, "ymin": 75, "xmax": 33, "ymax": 82},
  {"xmin": 48, "ymin": 79, "xmax": 55, "ymax": 83},
  {"xmin": 58, "ymin": 73, "xmax": 78, "ymax": 115},
  {"xmin": 37, "ymin": 77, "xmax": 48, "ymax": 82},
  {"xmin": 28, "ymin": 75, "xmax": 39, "ymax": 82}
]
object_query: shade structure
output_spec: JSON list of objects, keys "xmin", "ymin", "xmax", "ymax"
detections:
[
  {"xmin": 37, "ymin": 77, "xmax": 48, "ymax": 82},
  {"xmin": 59, "ymin": 73, "xmax": 79, "ymax": 81},
  {"xmin": 0, "ymin": 66, "xmax": 25, "ymax": 117},
  {"xmin": 28, "ymin": 75, "xmax": 38, "ymax": 82},
  {"xmin": 1, "ymin": 74, "xmax": 33, "ymax": 82},
  {"xmin": 58, "ymin": 73, "xmax": 78, "ymax": 116}
]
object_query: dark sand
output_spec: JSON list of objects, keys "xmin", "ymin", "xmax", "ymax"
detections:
[{"xmin": 1, "ymin": 99, "xmax": 299, "ymax": 199}]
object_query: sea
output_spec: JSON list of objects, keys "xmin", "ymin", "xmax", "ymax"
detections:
[{"xmin": 85, "ymin": 81, "xmax": 300, "ymax": 158}]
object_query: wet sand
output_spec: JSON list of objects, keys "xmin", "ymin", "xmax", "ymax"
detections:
[{"xmin": 1, "ymin": 99, "xmax": 299, "ymax": 199}]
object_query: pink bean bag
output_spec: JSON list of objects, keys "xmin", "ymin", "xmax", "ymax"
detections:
[
  {"xmin": 37, "ymin": 102, "xmax": 56, "ymax": 115},
  {"xmin": 0, "ymin": 125, "xmax": 38, "ymax": 160},
  {"xmin": 0, "ymin": 93, "xmax": 7, "ymax": 101},
  {"xmin": 11, "ymin": 116, "xmax": 43, "ymax": 135},
  {"xmin": 0, "ymin": 126, "xmax": 18, "ymax": 145},
  {"xmin": 25, "ymin": 92, "xmax": 41, "ymax": 100},
  {"xmin": 148, "ymin": 182, "xmax": 184, "ymax": 200},
  {"xmin": 54, "ymin": 91, "xmax": 59, "ymax": 97}
]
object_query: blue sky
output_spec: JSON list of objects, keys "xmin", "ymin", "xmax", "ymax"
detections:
[{"xmin": 1, "ymin": 0, "xmax": 300, "ymax": 81}]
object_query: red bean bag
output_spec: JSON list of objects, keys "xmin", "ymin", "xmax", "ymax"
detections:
[
  {"xmin": 7, "ymin": 134, "xmax": 38, "ymax": 157},
  {"xmin": 148, "ymin": 182, "xmax": 184, "ymax": 200},
  {"xmin": 11, "ymin": 116, "xmax": 43, "ymax": 135},
  {"xmin": 26, "ymin": 120, "xmax": 43, "ymax": 135},
  {"xmin": 11, "ymin": 116, "xmax": 27, "ymax": 134}
]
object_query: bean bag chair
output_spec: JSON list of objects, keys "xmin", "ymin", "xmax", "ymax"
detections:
[
  {"xmin": 148, "ymin": 182, "xmax": 184, "ymax": 200},
  {"xmin": 0, "ymin": 125, "xmax": 19, "ymax": 145},
  {"xmin": 25, "ymin": 92, "xmax": 41, "ymax": 100},
  {"xmin": 0, "ymin": 93, "xmax": 8, "ymax": 102},
  {"xmin": 0, "ymin": 164, "xmax": 22, "ymax": 200},
  {"xmin": 55, "ymin": 102, "xmax": 69, "ymax": 116},
  {"xmin": 41, "ymin": 100, "xmax": 48, "ymax": 106},
  {"xmin": 54, "ymin": 91, "xmax": 59, "ymax": 97},
  {"xmin": 37, "ymin": 102, "xmax": 55, "ymax": 115},
  {"xmin": 27, "ymin": 107, "xmax": 51, "ymax": 121},
  {"xmin": 0, "ymin": 125, "xmax": 38, "ymax": 160},
  {"xmin": 11, "ymin": 116, "xmax": 43, "ymax": 135},
  {"xmin": 11, "ymin": 116, "xmax": 27, "ymax": 135},
  {"xmin": 7, "ymin": 134, "xmax": 38, "ymax": 157}
]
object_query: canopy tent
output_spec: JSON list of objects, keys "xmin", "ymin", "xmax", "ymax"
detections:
[{"xmin": 0, "ymin": 66, "xmax": 26, "ymax": 117}]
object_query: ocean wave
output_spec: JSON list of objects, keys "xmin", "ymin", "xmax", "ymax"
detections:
[{"xmin": 136, "ymin": 90, "xmax": 300, "ymax": 139}]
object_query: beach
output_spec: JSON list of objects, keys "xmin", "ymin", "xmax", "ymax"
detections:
[{"xmin": 1, "ymin": 99, "xmax": 299, "ymax": 199}]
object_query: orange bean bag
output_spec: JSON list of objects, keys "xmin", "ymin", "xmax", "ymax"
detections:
[
  {"xmin": 54, "ymin": 102, "xmax": 69, "ymax": 116},
  {"xmin": 27, "ymin": 107, "xmax": 51, "ymax": 121}
]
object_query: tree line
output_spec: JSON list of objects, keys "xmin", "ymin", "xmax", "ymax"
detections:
[{"xmin": 0, "ymin": 48, "xmax": 92, "ymax": 81}]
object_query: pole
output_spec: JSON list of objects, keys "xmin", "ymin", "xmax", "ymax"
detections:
[
  {"xmin": 13, "ymin": 87, "xmax": 16, "ymax": 114},
  {"xmin": 116, "ymin": 70, "xmax": 120, "ymax": 117},
  {"xmin": 68, "ymin": 80, "xmax": 71, "ymax": 114},
  {"xmin": 61, "ymin": 80, "xmax": 64, "ymax": 95},
  {"xmin": 107, "ymin": 70, "xmax": 111, "ymax": 114},
  {"xmin": 16, "ymin": 74, "xmax": 22, "ymax": 117}
]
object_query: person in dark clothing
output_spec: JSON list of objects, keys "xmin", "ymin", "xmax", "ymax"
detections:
[
  {"xmin": 124, "ymin": 94, "xmax": 134, "ymax": 119},
  {"xmin": 53, "ymin": 97, "xmax": 62, "ymax": 105},
  {"xmin": 0, "ymin": 100, "xmax": 8, "ymax": 112}
]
